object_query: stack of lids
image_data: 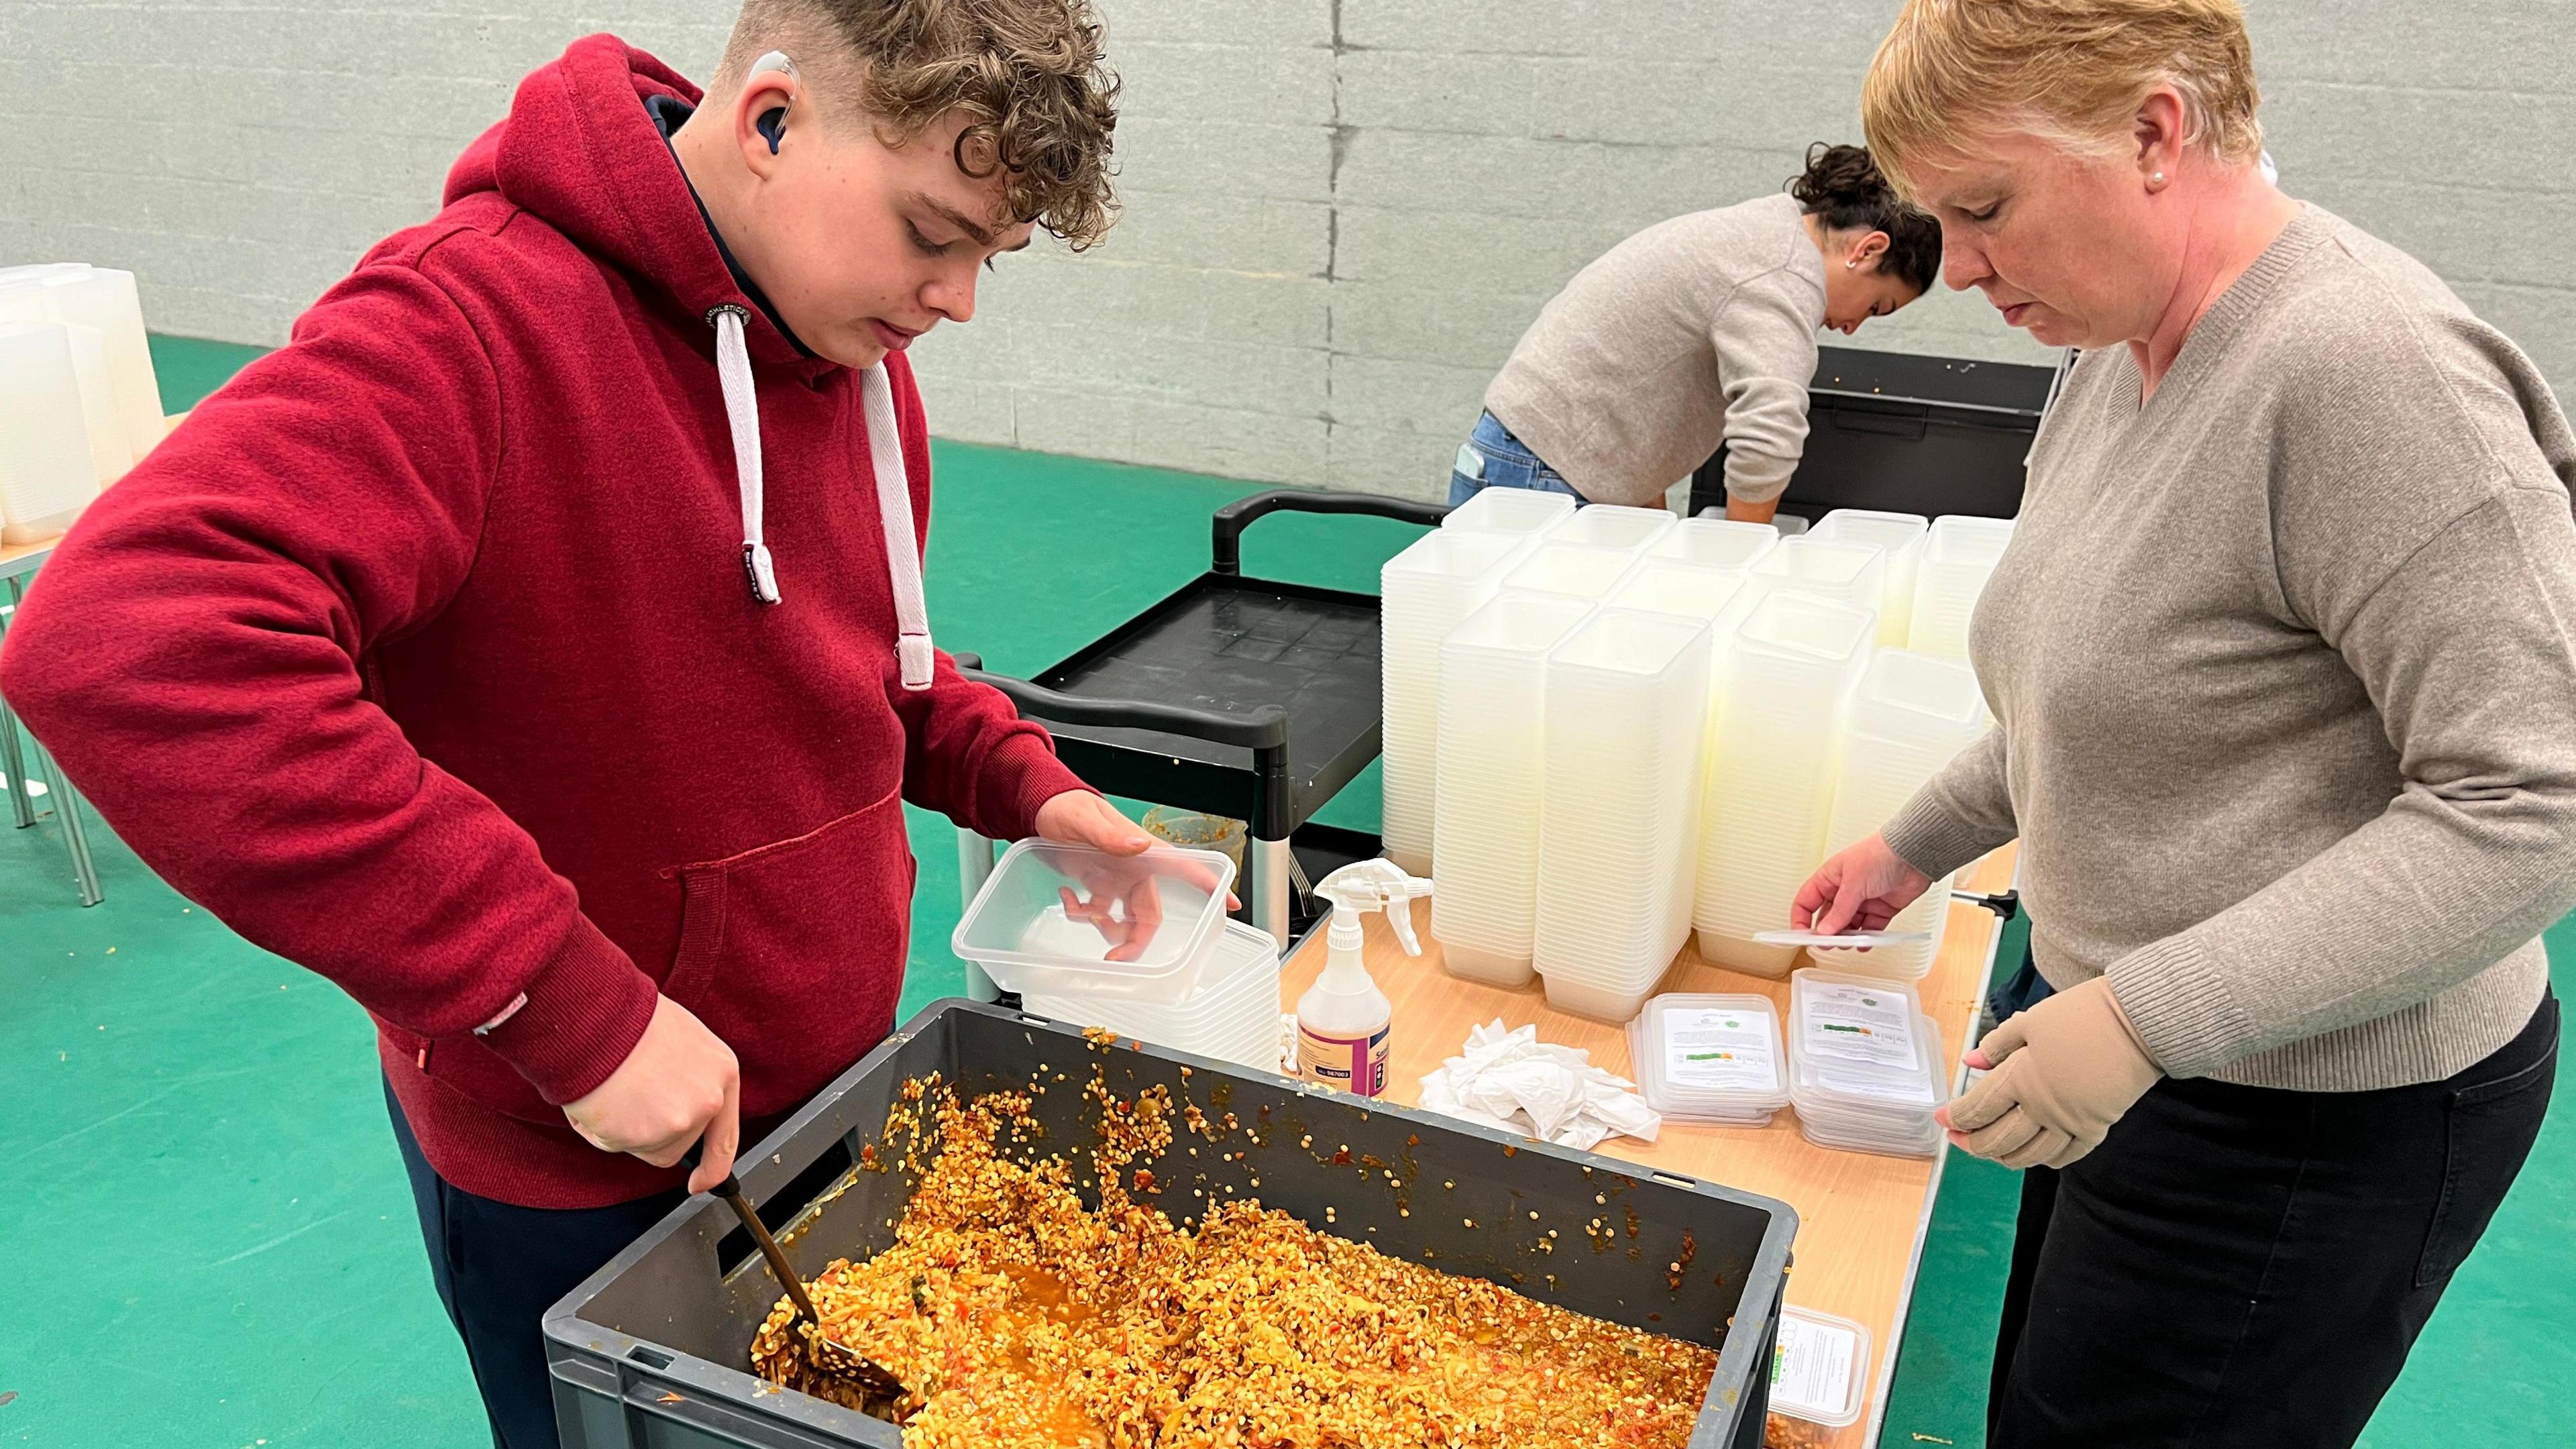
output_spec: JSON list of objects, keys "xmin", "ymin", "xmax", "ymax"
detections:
[
  {"xmin": 1786, "ymin": 969, "xmax": 1948, "ymax": 1157},
  {"xmin": 1625, "ymin": 993, "xmax": 1790, "ymax": 1125}
]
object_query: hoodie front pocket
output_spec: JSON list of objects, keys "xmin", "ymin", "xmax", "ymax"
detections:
[{"xmin": 659, "ymin": 787, "xmax": 918, "ymax": 1118}]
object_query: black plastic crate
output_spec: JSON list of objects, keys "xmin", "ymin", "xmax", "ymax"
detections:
[
  {"xmin": 545, "ymin": 1000, "xmax": 1799, "ymax": 1449},
  {"xmin": 1689, "ymin": 344, "xmax": 2061, "ymax": 521}
]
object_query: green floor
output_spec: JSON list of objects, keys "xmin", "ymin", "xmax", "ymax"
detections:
[{"xmin": 3, "ymin": 336, "xmax": 2570, "ymax": 1446}]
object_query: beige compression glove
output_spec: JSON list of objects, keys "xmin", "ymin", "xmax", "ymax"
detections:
[{"xmin": 1945, "ymin": 977, "xmax": 2163, "ymax": 1171}]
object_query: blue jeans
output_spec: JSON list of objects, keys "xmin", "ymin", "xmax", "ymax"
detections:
[{"xmin": 1448, "ymin": 411, "xmax": 1585, "ymax": 507}]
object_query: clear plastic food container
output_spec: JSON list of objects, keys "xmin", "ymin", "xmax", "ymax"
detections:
[
  {"xmin": 1768, "ymin": 1304, "xmax": 1872, "ymax": 1431},
  {"xmin": 953, "ymin": 839, "xmax": 1238, "ymax": 1004},
  {"xmin": 1626, "ymin": 993, "xmax": 1790, "ymax": 1125}
]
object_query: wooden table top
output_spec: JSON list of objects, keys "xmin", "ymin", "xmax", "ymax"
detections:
[
  {"xmin": 1279, "ymin": 845, "xmax": 2017, "ymax": 1448},
  {"xmin": 0, "ymin": 537, "xmax": 51, "ymax": 583}
]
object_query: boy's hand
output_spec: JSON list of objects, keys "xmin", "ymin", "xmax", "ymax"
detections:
[
  {"xmin": 1033, "ymin": 790, "xmax": 1157, "ymax": 855},
  {"xmin": 1791, "ymin": 831, "xmax": 1932, "ymax": 936},
  {"xmin": 563, "ymin": 994, "xmax": 741, "ymax": 1194},
  {"xmin": 1033, "ymin": 792, "xmax": 1242, "ymax": 959}
]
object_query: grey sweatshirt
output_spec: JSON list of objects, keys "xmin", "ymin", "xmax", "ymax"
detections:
[
  {"xmin": 1881, "ymin": 205, "xmax": 2576, "ymax": 1092},
  {"xmin": 1484, "ymin": 193, "xmax": 1825, "ymax": 508}
]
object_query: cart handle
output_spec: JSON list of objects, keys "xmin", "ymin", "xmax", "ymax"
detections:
[
  {"xmin": 1210, "ymin": 488, "xmax": 1450, "ymax": 576},
  {"xmin": 953, "ymin": 657, "xmax": 1289, "ymax": 751}
]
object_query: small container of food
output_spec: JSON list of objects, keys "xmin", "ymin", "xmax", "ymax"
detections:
[{"xmin": 1767, "ymin": 1303, "xmax": 1872, "ymax": 1434}]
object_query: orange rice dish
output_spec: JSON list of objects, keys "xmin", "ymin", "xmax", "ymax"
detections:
[{"xmin": 750, "ymin": 1063, "xmax": 1719, "ymax": 1448}]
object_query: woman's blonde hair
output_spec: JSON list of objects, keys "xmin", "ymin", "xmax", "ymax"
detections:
[{"xmin": 1861, "ymin": 0, "xmax": 2264, "ymax": 200}]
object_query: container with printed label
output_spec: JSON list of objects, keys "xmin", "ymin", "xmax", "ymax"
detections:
[{"xmin": 1769, "ymin": 1305, "xmax": 1870, "ymax": 1428}]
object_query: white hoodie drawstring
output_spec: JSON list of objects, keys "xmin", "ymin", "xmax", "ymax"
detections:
[
  {"xmin": 860, "ymin": 363, "xmax": 936, "ymax": 691},
  {"xmin": 712, "ymin": 306, "xmax": 778, "ymax": 604},
  {"xmin": 708, "ymin": 304, "xmax": 937, "ymax": 691}
]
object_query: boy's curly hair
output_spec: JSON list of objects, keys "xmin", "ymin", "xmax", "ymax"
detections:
[{"xmin": 717, "ymin": 0, "xmax": 1121, "ymax": 249}]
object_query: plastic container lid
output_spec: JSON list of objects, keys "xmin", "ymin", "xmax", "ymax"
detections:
[
  {"xmin": 1627, "ymin": 994, "xmax": 1789, "ymax": 1122},
  {"xmin": 1786, "ymin": 970, "xmax": 1949, "ymax": 1157},
  {"xmin": 1769, "ymin": 1305, "xmax": 1871, "ymax": 1428},
  {"xmin": 953, "ymin": 839, "xmax": 1238, "ymax": 1004}
]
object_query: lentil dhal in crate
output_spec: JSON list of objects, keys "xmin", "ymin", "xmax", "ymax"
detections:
[{"xmin": 544, "ymin": 1000, "xmax": 1797, "ymax": 1448}]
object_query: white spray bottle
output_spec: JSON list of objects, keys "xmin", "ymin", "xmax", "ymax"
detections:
[{"xmin": 1295, "ymin": 859, "xmax": 1434, "ymax": 1097}]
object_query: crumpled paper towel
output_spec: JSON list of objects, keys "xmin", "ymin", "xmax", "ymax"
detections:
[{"xmin": 1417, "ymin": 1019, "xmax": 1660, "ymax": 1150}]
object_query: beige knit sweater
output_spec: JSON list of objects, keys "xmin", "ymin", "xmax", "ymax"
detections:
[
  {"xmin": 1484, "ymin": 193, "xmax": 1825, "ymax": 508},
  {"xmin": 1882, "ymin": 205, "xmax": 2576, "ymax": 1092}
]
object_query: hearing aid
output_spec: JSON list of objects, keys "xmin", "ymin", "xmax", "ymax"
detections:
[{"xmin": 749, "ymin": 50, "xmax": 795, "ymax": 154}]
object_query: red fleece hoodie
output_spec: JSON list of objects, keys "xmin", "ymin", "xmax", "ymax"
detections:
[{"xmin": 0, "ymin": 37, "xmax": 1086, "ymax": 1208}]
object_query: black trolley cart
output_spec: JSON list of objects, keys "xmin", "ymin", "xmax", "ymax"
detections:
[{"xmin": 955, "ymin": 490, "xmax": 1446, "ymax": 956}]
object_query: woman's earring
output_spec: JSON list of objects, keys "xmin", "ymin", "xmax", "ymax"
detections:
[
  {"xmin": 1845, "ymin": 259, "xmax": 1858, "ymax": 269},
  {"xmin": 2149, "ymin": 170, "xmax": 2167, "ymax": 189}
]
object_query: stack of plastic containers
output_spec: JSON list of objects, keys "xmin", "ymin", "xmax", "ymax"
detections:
[
  {"xmin": 1907, "ymin": 515, "xmax": 2018, "ymax": 660},
  {"xmin": 1786, "ymin": 969, "xmax": 1948, "ymax": 1157},
  {"xmin": 1749, "ymin": 535, "xmax": 1886, "ymax": 617},
  {"xmin": 1532, "ymin": 609, "xmax": 1711, "ymax": 1020},
  {"xmin": 1442, "ymin": 484, "xmax": 1575, "ymax": 539},
  {"xmin": 1604, "ymin": 561, "xmax": 1754, "ymax": 637},
  {"xmin": 1648, "ymin": 517, "xmax": 1779, "ymax": 574},
  {"xmin": 1603, "ymin": 563, "xmax": 1756, "ymax": 731},
  {"xmin": 0, "ymin": 322, "xmax": 101, "ymax": 545},
  {"xmin": 1431, "ymin": 593, "xmax": 1597, "ymax": 986},
  {"xmin": 1808, "ymin": 651, "xmax": 1989, "ymax": 981},
  {"xmin": 1693, "ymin": 594, "xmax": 1877, "ymax": 976},
  {"xmin": 952, "ymin": 839, "xmax": 1241, "ymax": 1002},
  {"xmin": 1020, "ymin": 921, "xmax": 1287, "ymax": 1073},
  {"xmin": 1499, "ymin": 542, "xmax": 1636, "ymax": 603},
  {"xmin": 1809, "ymin": 510, "xmax": 1927, "ymax": 647},
  {"xmin": 1546, "ymin": 502, "xmax": 1676, "ymax": 554},
  {"xmin": 1626, "ymin": 992, "xmax": 1790, "ymax": 1125},
  {"xmin": 0, "ymin": 264, "xmax": 161, "ymax": 484},
  {"xmin": 1381, "ymin": 528, "xmax": 1530, "ymax": 872},
  {"xmin": 953, "ymin": 841, "xmax": 1283, "ymax": 1071}
]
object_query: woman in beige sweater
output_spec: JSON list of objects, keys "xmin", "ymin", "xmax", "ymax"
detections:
[
  {"xmin": 1458, "ymin": 145, "xmax": 1940, "ymax": 522},
  {"xmin": 1794, "ymin": 1, "xmax": 2569, "ymax": 1444}
]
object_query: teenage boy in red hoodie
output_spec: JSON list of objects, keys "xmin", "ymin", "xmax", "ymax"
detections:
[{"xmin": 0, "ymin": 3, "xmax": 1138, "ymax": 1444}]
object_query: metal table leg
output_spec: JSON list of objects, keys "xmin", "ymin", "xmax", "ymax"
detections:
[
  {"xmin": 0, "ymin": 693, "xmax": 33, "ymax": 830},
  {"xmin": 27, "ymin": 735, "xmax": 101, "ymax": 906},
  {"xmin": 955, "ymin": 828, "xmax": 999, "ymax": 1002},
  {"xmin": 1247, "ymin": 834, "xmax": 1292, "ymax": 945},
  {"xmin": 0, "ymin": 591, "xmax": 33, "ymax": 830}
]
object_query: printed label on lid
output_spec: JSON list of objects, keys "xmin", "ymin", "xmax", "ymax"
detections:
[
  {"xmin": 1297, "ymin": 1023, "xmax": 1390, "ymax": 1097},
  {"xmin": 1666, "ymin": 1009, "xmax": 1778, "ymax": 1093},
  {"xmin": 1799, "ymin": 981, "xmax": 1919, "ymax": 1073},
  {"xmin": 1770, "ymin": 1311, "xmax": 1862, "ymax": 1421}
]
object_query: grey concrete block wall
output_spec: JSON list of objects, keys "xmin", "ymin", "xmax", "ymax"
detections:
[{"xmin": 3, "ymin": 0, "xmax": 2571, "ymax": 496}]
